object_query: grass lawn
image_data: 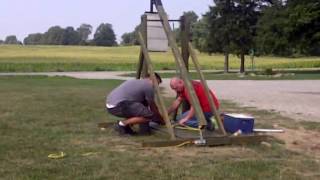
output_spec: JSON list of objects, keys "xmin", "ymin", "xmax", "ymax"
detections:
[
  {"xmin": 0, "ymin": 45, "xmax": 320, "ymax": 72},
  {"xmin": 0, "ymin": 76, "xmax": 319, "ymax": 179}
]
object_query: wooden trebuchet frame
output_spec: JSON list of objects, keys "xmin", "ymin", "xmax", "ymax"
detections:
[
  {"xmin": 153, "ymin": 0, "xmax": 208, "ymax": 128},
  {"xmin": 137, "ymin": 32, "xmax": 176, "ymax": 140},
  {"xmin": 188, "ymin": 42, "xmax": 227, "ymax": 135},
  {"xmin": 136, "ymin": 0, "xmax": 227, "ymax": 139}
]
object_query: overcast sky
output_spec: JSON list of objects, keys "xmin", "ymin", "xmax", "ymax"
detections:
[{"xmin": 0, "ymin": 0, "xmax": 213, "ymax": 42}]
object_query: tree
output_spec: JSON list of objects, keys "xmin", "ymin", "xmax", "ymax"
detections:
[
  {"xmin": 0, "ymin": 40, "xmax": 4, "ymax": 44},
  {"xmin": 284, "ymin": 0, "xmax": 320, "ymax": 55},
  {"xmin": 4, "ymin": 35, "xmax": 21, "ymax": 44},
  {"xmin": 183, "ymin": 11, "xmax": 199, "ymax": 25},
  {"xmin": 206, "ymin": 0, "xmax": 234, "ymax": 73},
  {"xmin": 256, "ymin": 0, "xmax": 320, "ymax": 56},
  {"xmin": 175, "ymin": 11, "xmax": 199, "ymax": 45},
  {"xmin": 42, "ymin": 26, "xmax": 65, "ymax": 45},
  {"xmin": 77, "ymin": 23, "xmax": 92, "ymax": 44},
  {"xmin": 230, "ymin": 0, "xmax": 261, "ymax": 73},
  {"xmin": 24, "ymin": 33, "xmax": 43, "ymax": 45},
  {"xmin": 62, "ymin": 26, "xmax": 81, "ymax": 45},
  {"xmin": 93, "ymin": 23, "xmax": 117, "ymax": 46},
  {"xmin": 207, "ymin": 0, "xmax": 271, "ymax": 73},
  {"xmin": 121, "ymin": 32, "xmax": 136, "ymax": 45},
  {"xmin": 256, "ymin": 0, "xmax": 296, "ymax": 56},
  {"xmin": 120, "ymin": 25, "xmax": 140, "ymax": 45},
  {"xmin": 192, "ymin": 16, "xmax": 210, "ymax": 52}
]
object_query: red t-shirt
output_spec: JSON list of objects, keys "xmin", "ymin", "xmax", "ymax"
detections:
[{"xmin": 180, "ymin": 81, "xmax": 219, "ymax": 113}]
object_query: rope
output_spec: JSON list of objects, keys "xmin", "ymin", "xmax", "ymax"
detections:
[
  {"xmin": 175, "ymin": 141, "xmax": 193, "ymax": 147},
  {"xmin": 173, "ymin": 124, "xmax": 201, "ymax": 131}
]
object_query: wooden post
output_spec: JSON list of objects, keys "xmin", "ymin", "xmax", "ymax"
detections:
[
  {"xmin": 136, "ymin": 51, "xmax": 144, "ymax": 79},
  {"xmin": 138, "ymin": 32, "xmax": 176, "ymax": 140},
  {"xmin": 188, "ymin": 42, "xmax": 227, "ymax": 135},
  {"xmin": 180, "ymin": 15, "xmax": 191, "ymax": 113},
  {"xmin": 136, "ymin": 15, "xmax": 148, "ymax": 79},
  {"xmin": 154, "ymin": 0, "xmax": 207, "ymax": 127},
  {"xmin": 137, "ymin": 14, "xmax": 148, "ymax": 79},
  {"xmin": 180, "ymin": 15, "xmax": 190, "ymax": 71}
]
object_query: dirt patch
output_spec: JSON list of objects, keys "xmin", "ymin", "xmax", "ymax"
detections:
[{"xmin": 274, "ymin": 127, "xmax": 320, "ymax": 159}]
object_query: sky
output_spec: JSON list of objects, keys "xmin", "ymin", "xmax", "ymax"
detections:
[{"xmin": 0, "ymin": 0, "xmax": 213, "ymax": 42}]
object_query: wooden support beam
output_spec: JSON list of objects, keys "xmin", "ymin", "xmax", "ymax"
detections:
[
  {"xmin": 141, "ymin": 14, "xmax": 149, "ymax": 78},
  {"xmin": 180, "ymin": 15, "xmax": 190, "ymax": 71},
  {"xmin": 137, "ymin": 32, "xmax": 176, "ymax": 140},
  {"xmin": 188, "ymin": 42, "xmax": 227, "ymax": 135},
  {"xmin": 136, "ymin": 50, "xmax": 144, "ymax": 79},
  {"xmin": 154, "ymin": 0, "xmax": 207, "ymax": 127},
  {"xmin": 136, "ymin": 14, "xmax": 149, "ymax": 79},
  {"xmin": 180, "ymin": 15, "xmax": 191, "ymax": 113},
  {"xmin": 142, "ymin": 134, "xmax": 269, "ymax": 147}
]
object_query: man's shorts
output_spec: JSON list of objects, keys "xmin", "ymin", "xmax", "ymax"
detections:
[{"xmin": 107, "ymin": 101, "xmax": 154, "ymax": 119}]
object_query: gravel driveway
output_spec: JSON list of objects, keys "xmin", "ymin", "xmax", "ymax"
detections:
[{"xmin": 2, "ymin": 71, "xmax": 320, "ymax": 122}]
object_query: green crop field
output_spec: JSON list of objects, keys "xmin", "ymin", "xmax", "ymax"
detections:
[{"xmin": 0, "ymin": 45, "xmax": 320, "ymax": 72}]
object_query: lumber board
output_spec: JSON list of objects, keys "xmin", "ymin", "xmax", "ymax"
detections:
[{"xmin": 142, "ymin": 134, "xmax": 269, "ymax": 147}]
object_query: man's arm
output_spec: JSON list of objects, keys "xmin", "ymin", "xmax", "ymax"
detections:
[
  {"xmin": 167, "ymin": 96, "xmax": 183, "ymax": 115},
  {"xmin": 178, "ymin": 106, "xmax": 195, "ymax": 126},
  {"xmin": 149, "ymin": 101, "xmax": 165, "ymax": 124}
]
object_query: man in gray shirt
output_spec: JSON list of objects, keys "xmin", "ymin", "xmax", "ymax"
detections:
[{"xmin": 106, "ymin": 73, "xmax": 163, "ymax": 135}]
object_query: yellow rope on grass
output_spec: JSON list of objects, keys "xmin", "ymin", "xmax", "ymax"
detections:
[
  {"xmin": 175, "ymin": 141, "xmax": 193, "ymax": 147},
  {"xmin": 173, "ymin": 124, "xmax": 201, "ymax": 131}
]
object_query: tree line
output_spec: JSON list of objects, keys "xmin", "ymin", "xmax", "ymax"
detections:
[
  {"xmin": 0, "ymin": 23, "xmax": 117, "ymax": 46},
  {"xmin": 122, "ymin": 0, "xmax": 319, "ymax": 58},
  {"xmin": 1, "ymin": 0, "xmax": 318, "ymax": 63},
  {"xmin": 120, "ymin": 0, "xmax": 319, "ymax": 72}
]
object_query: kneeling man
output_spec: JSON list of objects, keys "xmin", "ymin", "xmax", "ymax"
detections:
[
  {"xmin": 168, "ymin": 77, "xmax": 220, "ymax": 129},
  {"xmin": 106, "ymin": 73, "xmax": 163, "ymax": 135}
]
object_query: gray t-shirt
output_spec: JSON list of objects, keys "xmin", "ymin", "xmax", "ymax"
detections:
[{"xmin": 106, "ymin": 79, "xmax": 154, "ymax": 106}]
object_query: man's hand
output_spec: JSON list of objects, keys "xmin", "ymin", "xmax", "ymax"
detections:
[
  {"xmin": 167, "ymin": 96, "xmax": 183, "ymax": 115},
  {"xmin": 178, "ymin": 118, "xmax": 188, "ymax": 126},
  {"xmin": 178, "ymin": 121, "xmax": 185, "ymax": 126}
]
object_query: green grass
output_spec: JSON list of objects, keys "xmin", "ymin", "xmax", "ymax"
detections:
[
  {"xmin": 1, "ymin": 76, "xmax": 319, "ymax": 179},
  {"xmin": 1, "ymin": 45, "xmax": 320, "ymax": 72}
]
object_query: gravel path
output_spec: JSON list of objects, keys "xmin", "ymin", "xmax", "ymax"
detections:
[{"xmin": 2, "ymin": 71, "xmax": 320, "ymax": 122}]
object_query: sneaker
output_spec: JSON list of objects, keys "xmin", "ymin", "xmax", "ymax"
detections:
[
  {"xmin": 114, "ymin": 123, "xmax": 128, "ymax": 135},
  {"xmin": 206, "ymin": 120, "xmax": 215, "ymax": 131},
  {"xmin": 114, "ymin": 123, "xmax": 136, "ymax": 135},
  {"xmin": 124, "ymin": 125, "xmax": 136, "ymax": 135},
  {"xmin": 139, "ymin": 123, "xmax": 151, "ymax": 135}
]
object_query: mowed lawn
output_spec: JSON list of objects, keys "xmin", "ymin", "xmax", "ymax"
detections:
[
  {"xmin": 1, "ymin": 76, "xmax": 320, "ymax": 179},
  {"xmin": 0, "ymin": 45, "xmax": 320, "ymax": 72}
]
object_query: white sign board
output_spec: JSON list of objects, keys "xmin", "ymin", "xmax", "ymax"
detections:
[{"xmin": 146, "ymin": 13, "xmax": 168, "ymax": 52}]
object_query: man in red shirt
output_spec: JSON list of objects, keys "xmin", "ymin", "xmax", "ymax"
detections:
[{"xmin": 167, "ymin": 77, "xmax": 220, "ymax": 129}]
